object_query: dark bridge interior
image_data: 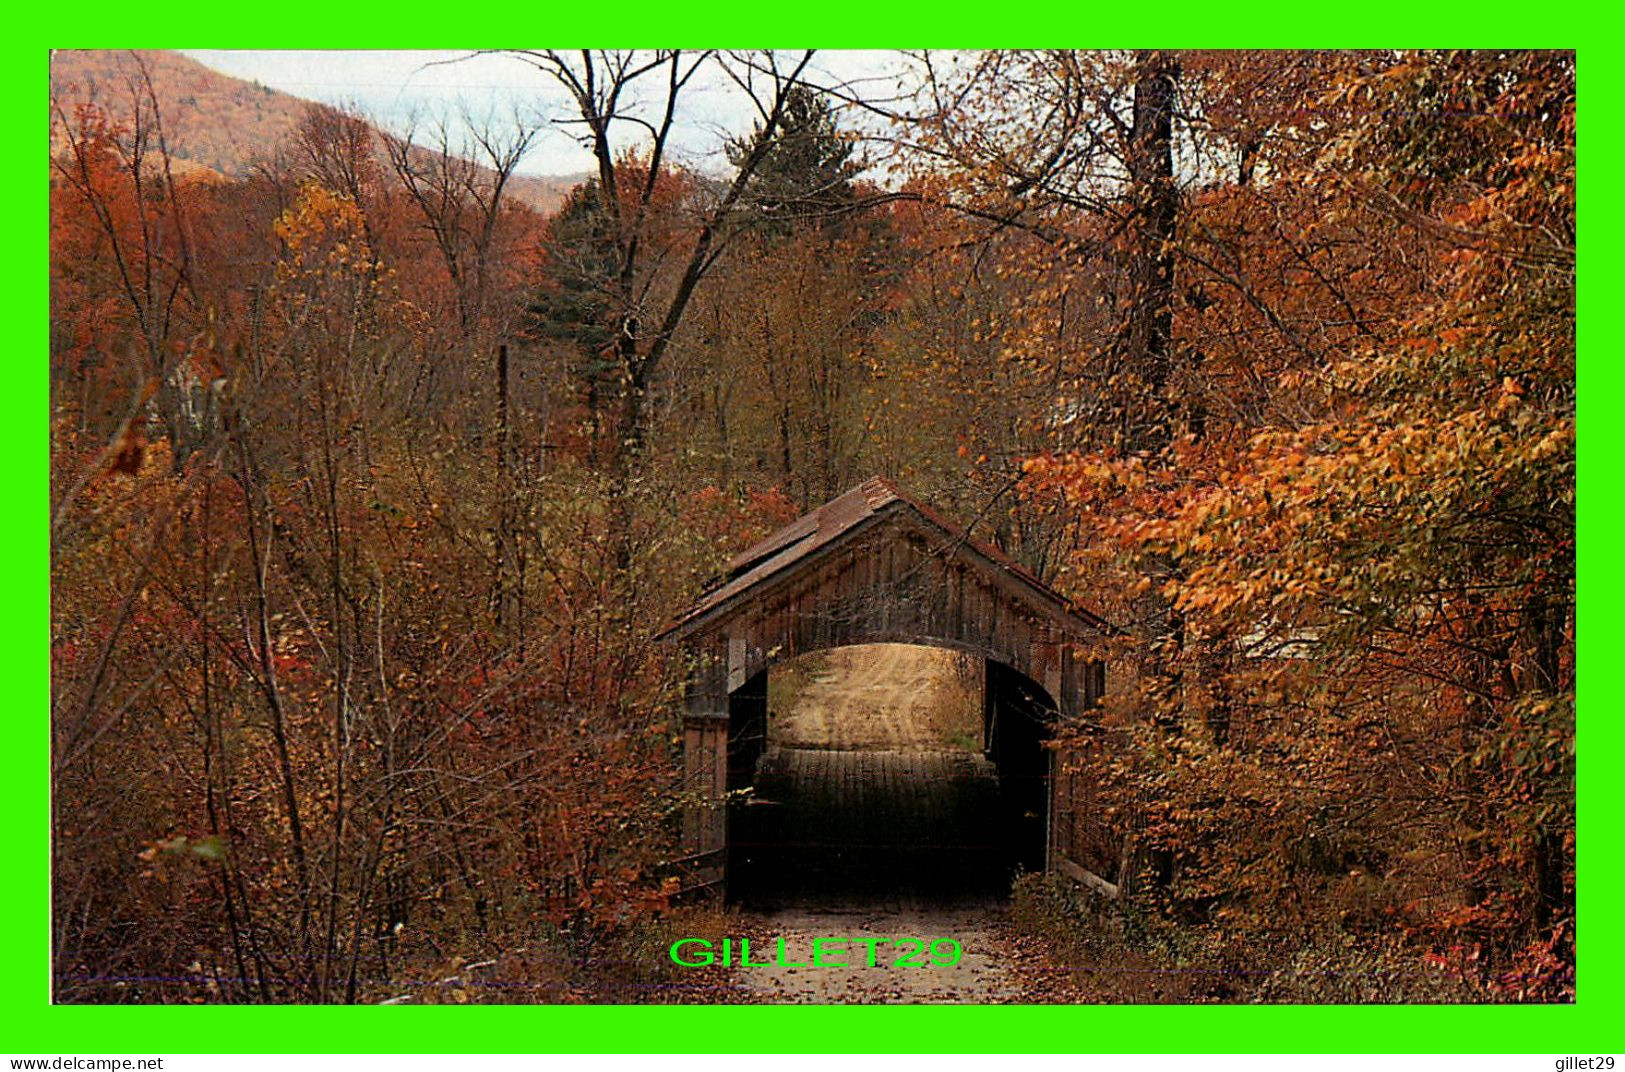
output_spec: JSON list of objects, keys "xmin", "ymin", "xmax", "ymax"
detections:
[{"xmin": 724, "ymin": 652, "xmax": 1056, "ymax": 908}]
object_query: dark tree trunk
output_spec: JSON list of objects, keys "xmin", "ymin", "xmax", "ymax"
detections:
[
  {"xmin": 1124, "ymin": 49, "xmax": 1180, "ymax": 456},
  {"xmin": 494, "ymin": 343, "xmax": 518, "ymax": 627},
  {"xmin": 1123, "ymin": 54, "xmax": 1188, "ymax": 861}
]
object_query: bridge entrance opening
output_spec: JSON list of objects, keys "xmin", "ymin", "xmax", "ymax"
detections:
[{"xmin": 725, "ymin": 643, "xmax": 1056, "ymax": 908}]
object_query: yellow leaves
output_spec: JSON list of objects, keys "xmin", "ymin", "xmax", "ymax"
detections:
[
  {"xmin": 1493, "ymin": 376, "xmax": 1526, "ymax": 418},
  {"xmin": 273, "ymin": 180, "xmax": 365, "ymax": 253},
  {"xmin": 272, "ymin": 180, "xmax": 373, "ymax": 292}
]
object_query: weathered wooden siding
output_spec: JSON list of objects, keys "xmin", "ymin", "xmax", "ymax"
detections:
[{"xmin": 689, "ymin": 518, "xmax": 1084, "ymax": 691}]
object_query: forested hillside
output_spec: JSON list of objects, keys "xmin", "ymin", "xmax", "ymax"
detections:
[
  {"xmin": 49, "ymin": 50, "xmax": 584, "ymax": 213},
  {"xmin": 49, "ymin": 49, "xmax": 1574, "ymax": 1004}
]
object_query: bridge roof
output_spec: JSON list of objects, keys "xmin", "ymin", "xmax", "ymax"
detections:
[{"xmin": 658, "ymin": 476, "xmax": 1112, "ymax": 641}]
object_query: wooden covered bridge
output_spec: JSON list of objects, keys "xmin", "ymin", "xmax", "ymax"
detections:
[{"xmin": 658, "ymin": 476, "xmax": 1120, "ymax": 898}]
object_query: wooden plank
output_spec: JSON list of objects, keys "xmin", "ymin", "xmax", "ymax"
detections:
[{"xmin": 1056, "ymin": 854, "xmax": 1120, "ymax": 899}]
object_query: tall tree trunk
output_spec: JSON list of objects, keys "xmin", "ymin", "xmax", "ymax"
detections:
[
  {"xmin": 1125, "ymin": 49, "xmax": 1179, "ymax": 455},
  {"xmin": 1124, "ymin": 53, "xmax": 1185, "ymax": 894},
  {"xmin": 494, "ymin": 343, "xmax": 518, "ymax": 627},
  {"xmin": 1124, "ymin": 50, "xmax": 1183, "ymax": 679}
]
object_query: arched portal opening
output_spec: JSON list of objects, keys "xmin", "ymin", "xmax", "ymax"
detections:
[{"xmin": 723, "ymin": 642, "xmax": 1058, "ymax": 908}]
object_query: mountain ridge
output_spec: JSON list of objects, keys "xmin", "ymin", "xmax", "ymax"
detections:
[{"xmin": 49, "ymin": 49, "xmax": 587, "ymax": 214}]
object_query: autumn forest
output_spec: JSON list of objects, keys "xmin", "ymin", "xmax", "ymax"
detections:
[{"xmin": 48, "ymin": 49, "xmax": 1575, "ymax": 1004}]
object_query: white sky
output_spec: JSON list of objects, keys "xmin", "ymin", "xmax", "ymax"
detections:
[{"xmin": 181, "ymin": 50, "xmax": 919, "ymax": 178}]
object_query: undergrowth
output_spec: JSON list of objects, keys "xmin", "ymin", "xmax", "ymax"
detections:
[{"xmin": 1009, "ymin": 872, "xmax": 1491, "ymax": 1004}]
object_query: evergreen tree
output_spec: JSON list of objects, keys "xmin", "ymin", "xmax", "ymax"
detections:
[
  {"xmin": 728, "ymin": 85, "xmax": 860, "ymax": 235},
  {"xmin": 527, "ymin": 179, "xmax": 623, "ymax": 442}
]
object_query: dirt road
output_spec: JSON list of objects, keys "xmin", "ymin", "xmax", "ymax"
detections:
[
  {"xmin": 726, "ymin": 643, "xmax": 1037, "ymax": 1001},
  {"xmin": 734, "ymin": 903, "xmax": 1027, "ymax": 1004},
  {"xmin": 772, "ymin": 644, "xmax": 981, "ymax": 751}
]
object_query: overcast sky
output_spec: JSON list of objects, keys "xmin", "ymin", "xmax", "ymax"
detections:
[{"xmin": 181, "ymin": 50, "xmax": 918, "ymax": 178}]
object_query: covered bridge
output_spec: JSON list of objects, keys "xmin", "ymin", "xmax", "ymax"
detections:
[{"xmin": 658, "ymin": 476, "xmax": 1119, "ymax": 897}]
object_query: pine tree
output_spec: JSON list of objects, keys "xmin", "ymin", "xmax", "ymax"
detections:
[{"xmin": 727, "ymin": 85, "xmax": 860, "ymax": 236}]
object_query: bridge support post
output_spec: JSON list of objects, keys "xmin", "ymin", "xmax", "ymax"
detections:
[
  {"xmin": 678, "ymin": 639, "xmax": 730, "ymax": 893},
  {"xmin": 681, "ymin": 713, "xmax": 728, "ymax": 883}
]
